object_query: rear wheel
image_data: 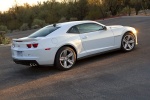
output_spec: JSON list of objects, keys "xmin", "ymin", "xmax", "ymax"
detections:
[
  {"xmin": 55, "ymin": 47, "xmax": 76, "ymax": 70},
  {"xmin": 121, "ymin": 32, "xmax": 136, "ymax": 52}
]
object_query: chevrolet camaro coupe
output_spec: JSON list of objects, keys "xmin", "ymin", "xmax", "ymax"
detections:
[{"xmin": 11, "ymin": 21, "xmax": 138, "ymax": 70}]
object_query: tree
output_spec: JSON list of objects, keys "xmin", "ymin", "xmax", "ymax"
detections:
[
  {"xmin": 77, "ymin": 0, "xmax": 89, "ymax": 20},
  {"xmin": 130, "ymin": 0, "xmax": 142, "ymax": 15},
  {"xmin": 103, "ymin": 0, "xmax": 124, "ymax": 16},
  {"xmin": 87, "ymin": 0, "xmax": 106, "ymax": 19},
  {"xmin": 0, "ymin": 0, "xmax": 150, "ymax": 31},
  {"xmin": 123, "ymin": 0, "xmax": 132, "ymax": 15}
]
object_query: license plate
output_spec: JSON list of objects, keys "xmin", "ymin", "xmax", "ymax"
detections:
[{"xmin": 17, "ymin": 51, "xmax": 23, "ymax": 57}]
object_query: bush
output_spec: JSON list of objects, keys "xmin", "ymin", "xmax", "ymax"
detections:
[
  {"xmin": 0, "ymin": 25, "xmax": 8, "ymax": 33},
  {"xmin": 0, "ymin": 31, "xmax": 11, "ymax": 44},
  {"xmin": 1, "ymin": 37, "xmax": 11, "ymax": 44},
  {"xmin": 70, "ymin": 17, "xmax": 78, "ymax": 21},
  {"xmin": 20, "ymin": 23, "xmax": 29, "ymax": 31},
  {"xmin": 31, "ymin": 25, "xmax": 40, "ymax": 29},
  {"xmin": 85, "ymin": 11, "xmax": 101, "ymax": 20},
  {"xmin": 32, "ymin": 19, "xmax": 46, "ymax": 28},
  {"xmin": 58, "ymin": 17, "xmax": 68, "ymax": 23}
]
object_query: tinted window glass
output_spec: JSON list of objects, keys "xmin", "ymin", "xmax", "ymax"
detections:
[
  {"xmin": 67, "ymin": 26, "xmax": 79, "ymax": 33},
  {"xmin": 28, "ymin": 26, "xmax": 59, "ymax": 38},
  {"xmin": 77, "ymin": 23, "xmax": 103, "ymax": 33}
]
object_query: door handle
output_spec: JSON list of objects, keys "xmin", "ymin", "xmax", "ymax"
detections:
[{"xmin": 82, "ymin": 36, "xmax": 88, "ymax": 39}]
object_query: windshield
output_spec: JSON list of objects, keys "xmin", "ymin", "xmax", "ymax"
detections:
[{"xmin": 28, "ymin": 26, "xmax": 60, "ymax": 38}]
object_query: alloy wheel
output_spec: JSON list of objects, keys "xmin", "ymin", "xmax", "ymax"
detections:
[
  {"xmin": 122, "ymin": 34, "xmax": 135, "ymax": 51},
  {"xmin": 59, "ymin": 49, "xmax": 75, "ymax": 68}
]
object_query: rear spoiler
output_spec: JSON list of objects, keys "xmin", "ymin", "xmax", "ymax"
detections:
[{"xmin": 13, "ymin": 37, "xmax": 38, "ymax": 42}]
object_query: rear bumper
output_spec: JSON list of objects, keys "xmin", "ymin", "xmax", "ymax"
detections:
[
  {"xmin": 13, "ymin": 59, "xmax": 39, "ymax": 66},
  {"xmin": 11, "ymin": 47, "xmax": 58, "ymax": 65}
]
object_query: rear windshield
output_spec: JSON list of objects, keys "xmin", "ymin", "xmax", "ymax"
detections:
[{"xmin": 28, "ymin": 26, "xmax": 60, "ymax": 38}]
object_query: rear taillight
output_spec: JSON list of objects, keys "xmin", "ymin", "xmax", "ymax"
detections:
[
  {"xmin": 32, "ymin": 43, "xmax": 38, "ymax": 48},
  {"xmin": 27, "ymin": 44, "xmax": 32, "ymax": 48},
  {"xmin": 27, "ymin": 43, "xmax": 38, "ymax": 48}
]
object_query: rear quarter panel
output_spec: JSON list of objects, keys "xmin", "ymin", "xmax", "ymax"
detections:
[{"xmin": 53, "ymin": 33, "xmax": 85, "ymax": 58}]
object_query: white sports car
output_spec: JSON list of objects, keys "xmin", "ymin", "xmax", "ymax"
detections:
[{"xmin": 11, "ymin": 21, "xmax": 138, "ymax": 70}]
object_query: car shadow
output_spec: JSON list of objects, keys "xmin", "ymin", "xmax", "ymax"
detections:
[
  {"xmin": 12, "ymin": 48, "xmax": 138, "ymax": 76},
  {"xmin": 75, "ymin": 50, "xmax": 123, "ymax": 66},
  {"xmin": 0, "ymin": 48, "xmax": 139, "ymax": 90},
  {"xmin": 17, "ymin": 48, "xmax": 139, "ymax": 77}
]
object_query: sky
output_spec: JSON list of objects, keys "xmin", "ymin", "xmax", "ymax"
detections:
[{"xmin": 0, "ymin": 0, "xmax": 56, "ymax": 12}]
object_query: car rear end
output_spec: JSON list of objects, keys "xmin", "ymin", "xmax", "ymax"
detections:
[
  {"xmin": 11, "ymin": 25, "xmax": 61, "ymax": 66},
  {"xmin": 11, "ymin": 37, "xmax": 57, "ymax": 66},
  {"xmin": 11, "ymin": 38, "xmax": 41, "ymax": 66}
]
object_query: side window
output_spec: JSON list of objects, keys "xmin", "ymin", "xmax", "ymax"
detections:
[
  {"xmin": 77, "ymin": 23, "xmax": 103, "ymax": 33},
  {"xmin": 67, "ymin": 26, "xmax": 79, "ymax": 33}
]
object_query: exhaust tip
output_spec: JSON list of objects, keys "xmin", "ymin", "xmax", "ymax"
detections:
[
  {"xmin": 30, "ymin": 63, "xmax": 33, "ymax": 67},
  {"xmin": 33, "ymin": 63, "xmax": 37, "ymax": 66},
  {"xmin": 30, "ymin": 63, "xmax": 37, "ymax": 67}
]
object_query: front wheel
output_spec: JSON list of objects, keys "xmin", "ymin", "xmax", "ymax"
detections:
[
  {"xmin": 121, "ymin": 32, "xmax": 136, "ymax": 52},
  {"xmin": 55, "ymin": 47, "xmax": 76, "ymax": 70}
]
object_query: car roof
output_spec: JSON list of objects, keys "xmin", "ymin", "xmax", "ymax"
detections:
[
  {"xmin": 60, "ymin": 20, "xmax": 98, "ymax": 26},
  {"xmin": 48, "ymin": 20, "xmax": 101, "ymax": 28}
]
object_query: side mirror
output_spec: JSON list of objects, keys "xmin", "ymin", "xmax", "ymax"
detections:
[{"xmin": 102, "ymin": 26, "xmax": 107, "ymax": 30}]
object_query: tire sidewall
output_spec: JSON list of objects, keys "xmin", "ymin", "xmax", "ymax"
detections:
[
  {"xmin": 55, "ymin": 47, "xmax": 76, "ymax": 70},
  {"xmin": 121, "ymin": 32, "xmax": 136, "ymax": 52}
]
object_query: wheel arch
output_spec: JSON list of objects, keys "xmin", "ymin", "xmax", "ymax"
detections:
[
  {"xmin": 122, "ymin": 26, "xmax": 137, "ymax": 39},
  {"xmin": 122, "ymin": 31, "xmax": 136, "ymax": 43},
  {"xmin": 123, "ymin": 31, "xmax": 134, "ymax": 36},
  {"xmin": 54, "ymin": 44, "xmax": 78, "ymax": 65},
  {"xmin": 121, "ymin": 31, "xmax": 136, "ymax": 51},
  {"xmin": 60, "ymin": 44, "xmax": 77, "ymax": 56}
]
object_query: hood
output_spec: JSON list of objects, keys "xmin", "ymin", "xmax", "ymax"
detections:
[{"xmin": 107, "ymin": 25, "xmax": 124, "ymax": 29}]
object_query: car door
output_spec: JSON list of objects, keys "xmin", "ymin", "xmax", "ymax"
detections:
[{"xmin": 78, "ymin": 23, "xmax": 115, "ymax": 55}]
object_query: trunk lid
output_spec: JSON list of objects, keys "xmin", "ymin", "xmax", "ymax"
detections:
[{"xmin": 12, "ymin": 37, "xmax": 42, "ymax": 49}]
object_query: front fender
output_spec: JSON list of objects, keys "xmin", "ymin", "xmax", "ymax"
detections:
[{"xmin": 122, "ymin": 26, "xmax": 138, "ymax": 45}]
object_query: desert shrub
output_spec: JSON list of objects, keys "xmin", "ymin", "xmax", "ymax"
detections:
[
  {"xmin": 119, "ymin": 7, "xmax": 132, "ymax": 15},
  {"xmin": 0, "ymin": 31, "xmax": 11, "ymax": 44},
  {"xmin": 58, "ymin": 17, "xmax": 68, "ymax": 23},
  {"xmin": 1, "ymin": 37, "xmax": 11, "ymax": 44},
  {"xmin": 31, "ymin": 25, "xmax": 40, "ymax": 29},
  {"xmin": 0, "ymin": 25, "xmax": 8, "ymax": 33},
  {"xmin": 20, "ymin": 23, "xmax": 29, "ymax": 31},
  {"xmin": 85, "ymin": 11, "xmax": 101, "ymax": 20},
  {"xmin": 32, "ymin": 19, "xmax": 46, "ymax": 28},
  {"xmin": 70, "ymin": 17, "xmax": 78, "ymax": 21}
]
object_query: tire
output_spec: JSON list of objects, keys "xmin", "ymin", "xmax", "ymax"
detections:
[
  {"xmin": 121, "ymin": 32, "xmax": 136, "ymax": 52},
  {"xmin": 55, "ymin": 47, "xmax": 76, "ymax": 70}
]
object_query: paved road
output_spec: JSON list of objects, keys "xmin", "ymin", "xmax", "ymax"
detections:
[{"xmin": 0, "ymin": 16, "xmax": 150, "ymax": 100}]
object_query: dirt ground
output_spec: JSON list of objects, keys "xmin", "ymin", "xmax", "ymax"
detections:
[{"xmin": 131, "ymin": 9, "xmax": 150, "ymax": 16}]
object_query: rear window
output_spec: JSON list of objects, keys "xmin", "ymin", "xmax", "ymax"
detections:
[{"xmin": 28, "ymin": 26, "xmax": 60, "ymax": 38}]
